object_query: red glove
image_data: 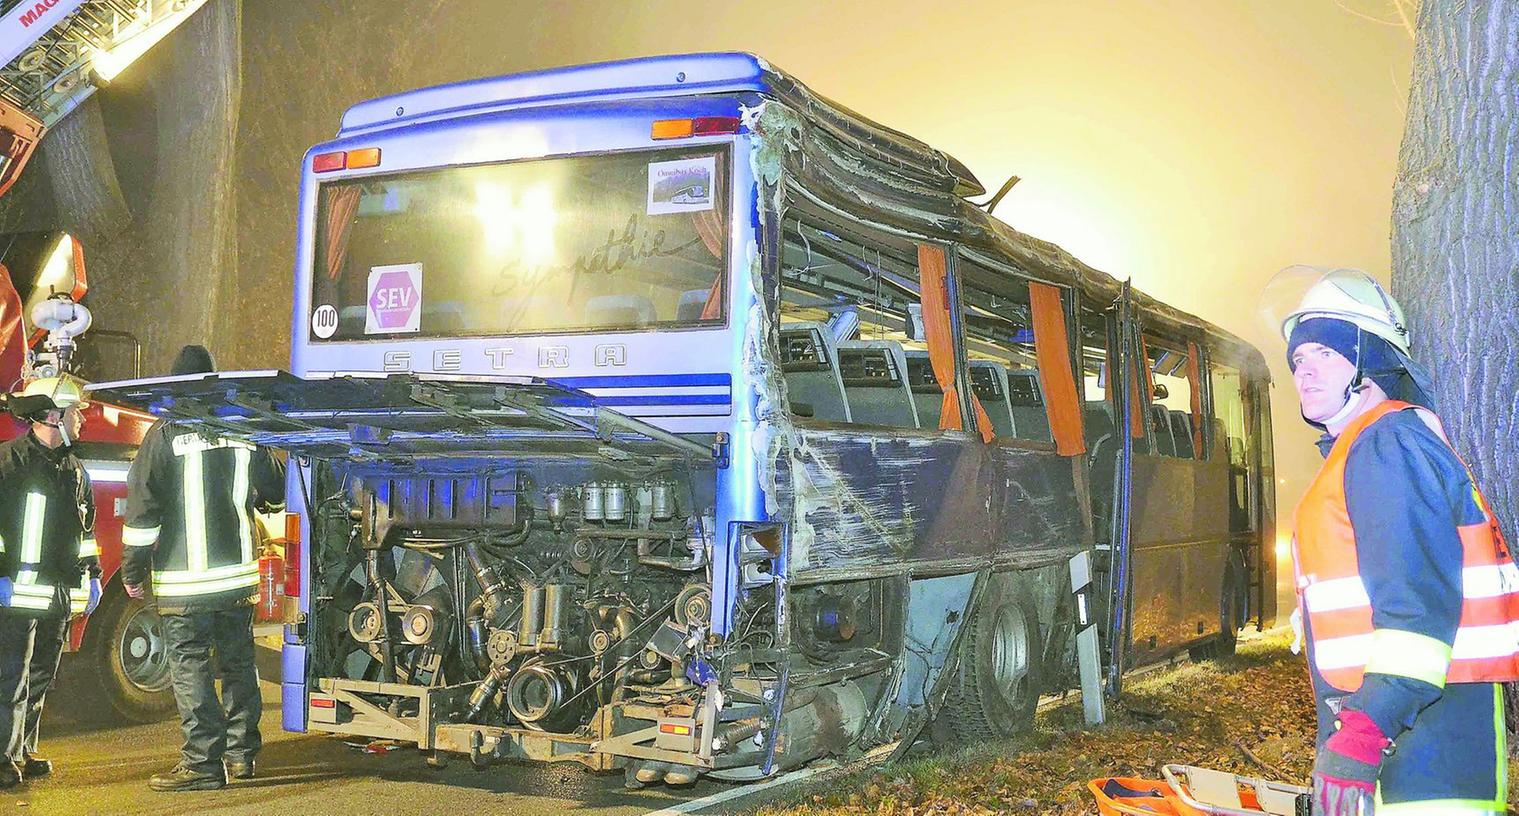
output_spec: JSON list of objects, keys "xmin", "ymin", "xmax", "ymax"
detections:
[{"xmin": 1312, "ymin": 709, "xmax": 1389, "ymax": 816}]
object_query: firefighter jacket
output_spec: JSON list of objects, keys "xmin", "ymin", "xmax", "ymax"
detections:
[
  {"xmin": 1293, "ymin": 400, "xmax": 1519, "ymax": 812},
  {"xmin": 0, "ymin": 432, "xmax": 99, "ymax": 618},
  {"xmin": 122, "ymin": 421, "xmax": 285, "ymax": 615}
]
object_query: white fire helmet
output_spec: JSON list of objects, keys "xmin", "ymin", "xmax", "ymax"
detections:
[
  {"xmin": 14, "ymin": 374, "xmax": 89, "ymax": 409},
  {"xmin": 1260, "ymin": 266, "xmax": 1410, "ymax": 356}
]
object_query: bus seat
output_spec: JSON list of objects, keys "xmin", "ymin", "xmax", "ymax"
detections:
[
  {"xmin": 779, "ymin": 322, "xmax": 851, "ymax": 422},
  {"xmin": 586, "ymin": 294, "xmax": 655, "ymax": 327},
  {"xmin": 968, "ymin": 361, "xmax": 1018, "ymax": 438},
  {"xmin": 1084, "ymin": 401, "xmax": 1116, "ymax": 446},
  {"xmin": 903, "ymin": 350, "xmax": 944, "ymax": 430},
  {"xmin": 1084, "ymin": 400, "xmax": 1118, "ymax": 543},
  {"xmin": 837, "ymin": 340, "xmax": 919, "ymax": 428},
  {"xmin": 1149, "ymin": 405, "xmax": 1176, "ymax": 456},
  {"xmin": 1169, "ymin": 410, "xmax": 1195, "ymax": 458},
  {"xmin": 1006, "ymin": 369, "xmax": 1051, "ymax": 442},
  {"xmin": 675, "ymin": 288, "xmax": 710, "ymax": 322}
]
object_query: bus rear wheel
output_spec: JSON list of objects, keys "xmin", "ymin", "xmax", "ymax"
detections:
[
  {"xmin": 934, "ymin": 583, "xmax": 1042, "ymax": 744},
  {"xmin": 74, "ymin": 584, "xmax": 177, "ymax": 723}
]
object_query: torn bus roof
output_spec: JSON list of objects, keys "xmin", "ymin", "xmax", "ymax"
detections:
[
  {"xmin": 336, "ymin": 52, "xmax": 985, "ymax": 198},
  {"xmin": 85, "ymin": 370, "xmax": 718, "ymax": 462}
]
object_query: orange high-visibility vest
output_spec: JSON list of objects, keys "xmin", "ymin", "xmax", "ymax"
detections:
[{"xmin": 1293, "ymin": 400, "xmax": 1519, "ymax": 692}]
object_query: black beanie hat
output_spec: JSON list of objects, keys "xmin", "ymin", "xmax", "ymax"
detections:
[
  {"xmin": 1287, "ymin": 317, "xmax": 1403, "ymax": 396},
  {"xmin": 171, "ymin": 345, "xmax": 215, "ymax": 376}
]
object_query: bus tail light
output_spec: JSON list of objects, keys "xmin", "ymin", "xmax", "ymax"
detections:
[
  {"xmin": 282, "ymin": 513, "xmax": 302, "ymax": 624},
  {"xmin": 312, "ymin": 151, "xmax": 346, "ymax": 172},
  {"xmin": 652, "ymin": 117, "xmax": 741, "ymax": 140},
  {"xmin": 692, "ymin": 116, "xmax": 740, "ymax": 136}
]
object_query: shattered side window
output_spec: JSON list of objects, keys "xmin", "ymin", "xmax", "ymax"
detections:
[
  {"xmin": 956, "ymin": 261, "xmax": 1052, "ymax": 444},
  {"xmin": 776, "ymin": 204, "xmax": 940, "ymax": 431}
]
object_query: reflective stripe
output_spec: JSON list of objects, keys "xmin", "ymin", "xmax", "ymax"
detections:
[
  {"xmin": 20, "ymin": 492, "xmax": 45, "ymax": 564},
  {"xmin": 154, "ymin": 561, "xmax": 259, "ymax": 585},
  {"xmin": 1464, "ymin": 562, "xmax": 1519, "ymax": 600},
  {"xmin": 68, "ymin": 576, "xmax": 90, "ymax": 616},
  {"xmin": 8, "ymin": 578, "xmax": 56, "ymax": 612},
  {"xmin": 1302, "ymin": 575, "xmax": 1370, "ymax": 612},
  {"xmin": 1305, "ymin": 563, "xmax": 1519, "ymax": 615},
  {"xmin": 5, "ymin": 592, "xmax": 52, "ymax": 611},
  {"xmin": 183, "ymin": 448, "xmax": 208, "ymax": 573},
  {"xmin": 122, "ymin": 525, "xmax": 160, "ymax": 547},
  {"xmin": 1318, "ymin": 623, "xmax": 1519, "ymax": 671},
  {"xmin": 151, "ymin": 565, "xmax": 259, "ymax": 597},
  {"xmin": 1452, "ymin": 622, "xmax": 1519, "ymax": 660},
  {"xmin": 78, "ymin": 536, "xmax": 98, "ymax": 558},
  {"xmin": 1364, "ymin": 629, "xmax": 1452, "ymax": 687},
  {"xmin": 233, "ymin": 446, "xmax": 253, "ymax": 565}
]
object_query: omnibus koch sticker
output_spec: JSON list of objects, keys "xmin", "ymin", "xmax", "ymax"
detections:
[
  {"xmin": 365, "ymin": 263, "xmax": 423, "ymax": 334},
  {"xmin": 648, "ymin": 156, "xmax": 716, "ymax": 215}
]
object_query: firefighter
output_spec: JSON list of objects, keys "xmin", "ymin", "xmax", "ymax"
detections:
[
  {"xmin": 1265, "ymin": 268, "xmax": 1519, "ymax": 816},
  {"xmin": 122, "ymin": 345, "xmax": 285, "ymax": 792},
  {"xmin": 0, "ymin": 375, "xmax": 101, "ymax": 788}
]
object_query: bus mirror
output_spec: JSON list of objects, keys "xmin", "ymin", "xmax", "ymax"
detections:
[{"xmin": 790, "ymin": 400, "xmax": 816, "ymax": 418}]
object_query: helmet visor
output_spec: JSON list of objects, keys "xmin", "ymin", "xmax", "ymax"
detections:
[{"xmin": 1260, "ymin": 265, "xmax": 1337, "ymax": 344}]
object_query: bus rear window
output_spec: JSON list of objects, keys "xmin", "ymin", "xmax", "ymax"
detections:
[{"xmin": 309, "ymin": 147, "xmax": 729, "ymax": 341}]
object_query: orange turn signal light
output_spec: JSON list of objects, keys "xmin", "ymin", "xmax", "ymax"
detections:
[
  {"xmin": 347, "ymin": 147, "xmax": 381, "ymax": 169},
  {"xmin": 652, "ymin": 119, "xmax": 694, "ymax": 140},
  {"xmin": 658, "ymin": 723, "xmax": 692, "ymax": 736}
]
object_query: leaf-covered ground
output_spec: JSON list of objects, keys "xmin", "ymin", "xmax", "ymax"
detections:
[{"xmin": 753, "ymin": 633, "xmax": 1519, "ymax": 815}]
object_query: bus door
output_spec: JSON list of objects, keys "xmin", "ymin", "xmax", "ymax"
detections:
[{"xmin": 1099, "ymin": 283, "xmax": 1141, "ymax": 694}]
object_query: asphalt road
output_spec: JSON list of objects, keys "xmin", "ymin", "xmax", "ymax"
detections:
[{"xmin": 14, "ymin": 674, "xmax": 743, "ymax": 816}]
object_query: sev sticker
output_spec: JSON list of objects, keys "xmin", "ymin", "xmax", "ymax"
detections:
[
  {"xmin": 365, "ymin": 263, "xmax": 422, "ymax": 335},
  {"xmin": 647, "ymin": 156, "xmax": 716, "ymax": 215}
]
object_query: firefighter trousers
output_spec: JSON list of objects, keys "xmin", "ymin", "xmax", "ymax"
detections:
[
  {"xmin": 161, "ymin": 606, "xmax": 261, "ymax": 774},
  {"xmin": 0, "ymin": 606, "xmax": 67, "ymax": 766}
]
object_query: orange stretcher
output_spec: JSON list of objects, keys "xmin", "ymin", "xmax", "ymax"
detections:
[{"xmin": 1089, "ymin": 765, "xmax": 1310, "ymax": 816}]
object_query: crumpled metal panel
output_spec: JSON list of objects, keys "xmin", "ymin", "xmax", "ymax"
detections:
[{"xmin": 781, "ymin": 428, "xmax": 1086, "ymax": 582}]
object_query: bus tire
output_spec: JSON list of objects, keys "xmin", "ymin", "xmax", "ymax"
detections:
[
  {"xmin": 73, "ymin": 584, "xmax": 177, "ymax": 723},
  {"xmin": 1192, "ymin": 550, "xmax": 1248, "ymax": 661},
  {"xmin": 934, "ymin": 583, "xmax": 1042, "ymax": 744}
]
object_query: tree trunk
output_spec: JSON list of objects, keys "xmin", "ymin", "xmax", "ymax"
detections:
[
  {"xmin": 1391, "ymin": 1, "xmax": 1519, "ymax": 737},
  {"xmin": 40, "ymin": 94, "xmax": 131, "ymax": 244}
]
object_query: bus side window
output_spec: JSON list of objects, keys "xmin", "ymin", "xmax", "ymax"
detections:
[
  {"xmin": 956, "ymin": 259, "xmax": 1053, "ymax": 444},
  {"xmin": 1143, "ymin": 336, "xmax": 1200, "ymax": 459},
  {"xmin": 777, "ymin": 209, "xmax": 939, "ymax": 431},
  {"xmin": 1211, "ymin": 361, "xmax": 1253, "ymax": 531}
]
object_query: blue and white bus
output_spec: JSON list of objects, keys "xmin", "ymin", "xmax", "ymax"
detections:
[{"xmin": 94, "ymin": 53, "xmax": 1276, "ymax": 785}]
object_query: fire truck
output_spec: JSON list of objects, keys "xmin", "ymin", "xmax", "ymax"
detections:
[
  {"xmin": 0, "ymin": 231, "xmax": 287, "ymax": 722},
  {"xmin": 0, "ymin": 0, "xmax": 240, "ymax": 723}
]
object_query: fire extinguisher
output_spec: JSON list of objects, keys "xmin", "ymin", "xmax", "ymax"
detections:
[{"xmin": 258, "ymin": 547, "xmax": 285, "ymax": 623}]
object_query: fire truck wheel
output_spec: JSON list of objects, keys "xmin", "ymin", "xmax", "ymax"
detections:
[
  {"xmin": 933, "ymin": 580, "xmax": 1042, "ymax": 744},
  {"xmin": 76, "ymin": 585, "xmax": 177, "ymax": 723}
]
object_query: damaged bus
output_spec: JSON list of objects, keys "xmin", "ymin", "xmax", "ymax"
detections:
[{"xmin": 91, "ymin": 53, "xmax": 1275, "ymax": 785}]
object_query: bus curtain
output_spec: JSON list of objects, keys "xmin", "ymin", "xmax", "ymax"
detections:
[
  {"xmin": 917, "ymin": 246, "xmax": 993, "ymax": 442},
  {"xmin": 1187, "ymin": 341, "xmax": 1204, "ymax": 454},
  {"xmin": 323, "ymin": 185, "xmax": 362, "ymax": 281},
  {"xmin": 1028, "ymin": 282, "xmax": 1085, "ymax": 456},
  {"xmin": 691, "ymin": 207, "xmax": 725, "ymax": 320}
]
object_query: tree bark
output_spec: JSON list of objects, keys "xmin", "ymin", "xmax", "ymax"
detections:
[
  {"xmin": 40, "ymin": 94, "xmax": 132, "ymax": 244},
  {"xmin": 1391, "ymin": 0, "xmax": 1519, "ymax": 735}
]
